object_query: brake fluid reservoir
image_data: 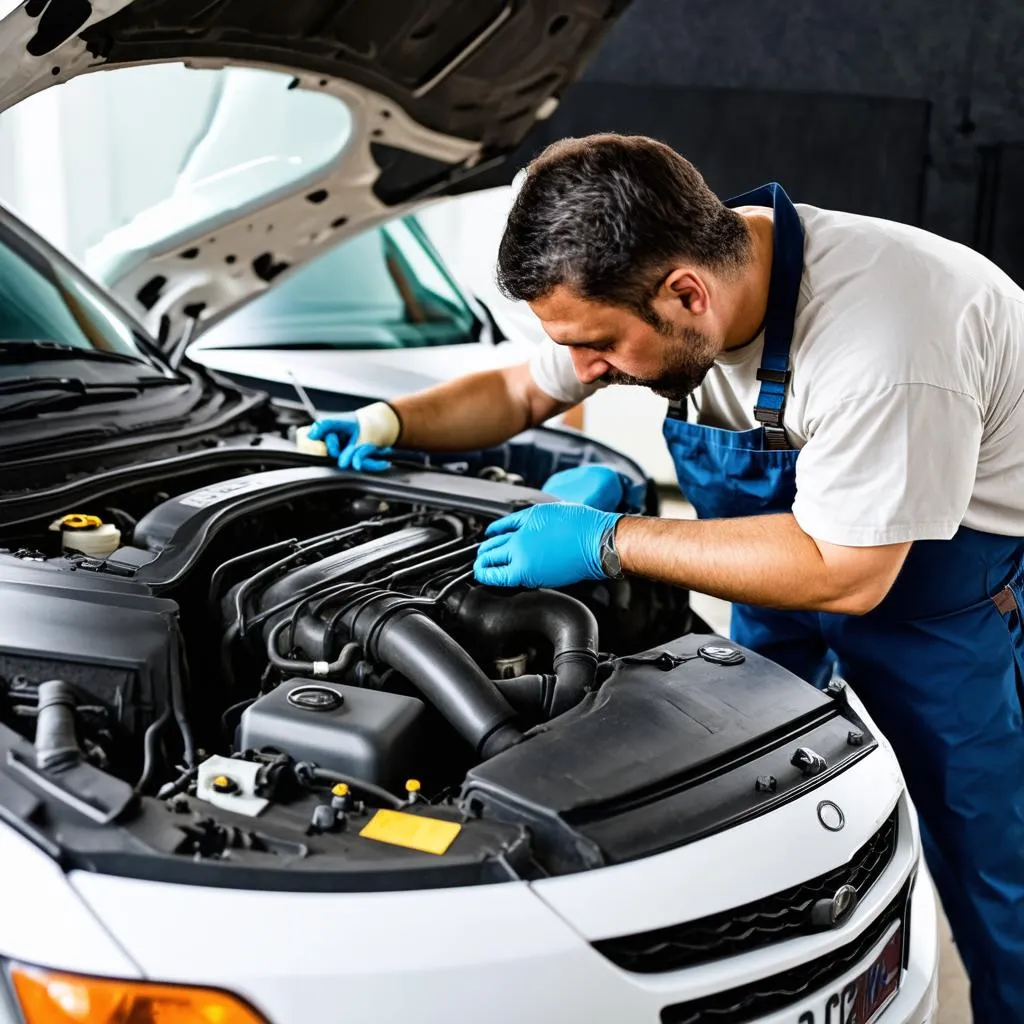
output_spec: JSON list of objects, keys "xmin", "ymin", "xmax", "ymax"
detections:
[{"xmin": 49, "ymin": 514, "xmax": 121, "ymax": 558}]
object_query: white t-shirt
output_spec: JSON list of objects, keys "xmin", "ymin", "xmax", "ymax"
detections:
[{"xmin": 529, "ymin": 204, "xmax": 1024, "ymax": 546}]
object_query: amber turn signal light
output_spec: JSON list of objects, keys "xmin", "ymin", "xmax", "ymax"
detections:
[{"xmin": 10, "ymin": 962, "xmax": 269, "ymax": 1023}]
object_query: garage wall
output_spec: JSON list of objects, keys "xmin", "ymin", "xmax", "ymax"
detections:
[{"xmin": 580, "ymin": 0, "xmax": 1024, "ymax": 250}]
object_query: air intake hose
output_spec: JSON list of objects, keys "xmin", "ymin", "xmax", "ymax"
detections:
[
  {"xmin": 35, "ymin": 680, "xmax": 82, "ymax": 772},
  {"xmin": 447, "ymin": 587, "xmax": 599, "ymax": 717},
  {"xmin": 492, "ymin": 673, "xmax": 558, "ymax": 718},
  {"xmin": 344, "ymin": 595, "xmax": 521, "ymax": 759}
]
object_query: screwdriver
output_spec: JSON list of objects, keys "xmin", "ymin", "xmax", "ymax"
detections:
[
  {"xmin": 286, "ymin": 370, "xmax": 329, "ymax": 457},
  {"xmin": 287, "ymin": 369, "xmax": 319, "ymax": 422}
]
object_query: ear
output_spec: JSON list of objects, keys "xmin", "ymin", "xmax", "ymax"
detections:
[{"xmin": 659, "ymin": 267, "xmax": 710, "ymax": 316}]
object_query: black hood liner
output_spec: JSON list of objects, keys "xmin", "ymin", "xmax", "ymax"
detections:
[{"xmin": 76, "ymin": 0, "xmax": 631, "ymax": 172}]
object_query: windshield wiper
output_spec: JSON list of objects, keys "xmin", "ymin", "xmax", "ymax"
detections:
[
  {"xmin": 0, "ymin": 340, "xmax": 151, "ymax": 367},
  {"xmin": 0, "ymin": 375, "xmax": 185, "ymax": 420}
]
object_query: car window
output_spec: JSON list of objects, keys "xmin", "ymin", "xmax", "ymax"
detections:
[
  {"xmin": 0, "ymin": 214, "xmax": 153, "ymax": 362},
  {"xmin": 198, "ymin": 216, "xmax": 478, "ymax": 350}
]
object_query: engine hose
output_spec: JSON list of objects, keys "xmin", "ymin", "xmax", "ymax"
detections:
[
  {"xmin": 136, "ymin": 705, "xmax": 173, "ymax": 794},
  {"xmin": 231, "ymin": 514, "xmax": 421, "ymax": 636},
  {"xmin": 267, "ymin": 619, "xmax": 361, "ymax": 680},
  {"xmin": 171, "ymin": 626, "xmax": 196, "ymax": 768},
  {"xmin": 446, "ymin": 587, "xmax": 599, "ymax": 717},
  {"xmin": 493, "ymin": 674, "xmax": 559, "ymax": 718},
  {"xmin": 35, "ymin": 680, "xmax": 82, "ymax": 772},
  {"xmin": 343, "ymin": 594, "xmax": 521, "ymax": 759},
  {"xmin": 293, "ymin": 762, "xmax": 403, "ymax": 809}
]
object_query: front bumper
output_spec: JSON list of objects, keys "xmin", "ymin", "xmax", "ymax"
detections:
[{"xmin": 0, "ymin": 743, "xmax": 937, "ymax": 1024}]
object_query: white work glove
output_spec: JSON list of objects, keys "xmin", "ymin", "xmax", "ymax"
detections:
[{"xmin": 298, "ymin": 403, "xmax": 402, "ymax": 472}]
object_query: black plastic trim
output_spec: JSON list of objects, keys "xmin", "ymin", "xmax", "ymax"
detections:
[{"xmin": 661, "ymin": 878, "xmax": 914, "ymax": 1024}]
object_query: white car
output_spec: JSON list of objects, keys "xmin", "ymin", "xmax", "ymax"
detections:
[{"xmin": 0, "ymin": 2, "xmax": 937, "ymax": 1023}]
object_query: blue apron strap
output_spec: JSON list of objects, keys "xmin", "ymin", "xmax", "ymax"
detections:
[{"xmin": 724, "ymin": 182, "xmax": 805, "ymax": 450}]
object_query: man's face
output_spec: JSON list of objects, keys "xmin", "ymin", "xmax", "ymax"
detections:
[{"xmin": 529, "ymin": 284, "xmax": 723, "ymax": 402}]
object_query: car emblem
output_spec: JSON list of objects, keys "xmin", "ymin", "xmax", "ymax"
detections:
[
  {"xmin": 817, "ymin": 799, "xmax": 846, "ymax": 832},
  {"xmin": 810, "ymin": 884, "xmax": 859, "ymax": 928}
]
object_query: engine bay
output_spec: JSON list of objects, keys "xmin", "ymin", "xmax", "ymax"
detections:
[{"xmin": 0, "ymin": 461, "xmax": 874, "ymax": 888}]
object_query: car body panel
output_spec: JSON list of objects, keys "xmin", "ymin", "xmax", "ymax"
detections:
[
  {"xmin": 0, "ymin": 825, "xmax": 140, "ymax": 978},
  {"xmin": 61, "ymin": 755, "xmax": 936, "ymax": 1023},
  {"xmin": 531, "ymin": 743, "xmax": 906, "ymax": 942}
]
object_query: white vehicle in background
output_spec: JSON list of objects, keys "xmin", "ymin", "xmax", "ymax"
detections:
[{"xmin": 0, "ymin": 2, "xmax": 937, "ymax": 1022}]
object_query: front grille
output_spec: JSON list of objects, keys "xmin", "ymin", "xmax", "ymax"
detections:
[
  {"xmin": 594, "ymin": 808, "xmax": 898, "ymax": 973},
  {"xmin": 660, "ymin": 880, "xmax": 911, "ymax": 1024}
]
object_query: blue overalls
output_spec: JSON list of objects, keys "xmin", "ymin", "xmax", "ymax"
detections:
[{"xmin": 664, "ymin": 184, "xmax": 1024, "ymax": 1023}]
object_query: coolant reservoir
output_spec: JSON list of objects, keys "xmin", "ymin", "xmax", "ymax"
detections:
[{"xmin": 49, "ymin": 514, "xmax": 121, "ymax": 558}]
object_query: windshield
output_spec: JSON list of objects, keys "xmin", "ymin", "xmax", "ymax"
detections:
[
  {"xmin": 0, "ymin": 212, "xmax": 158, "ymax": 369},
  {"xmin": 197, "ymin": 215, "xmax": 478, "ymax": 350}
]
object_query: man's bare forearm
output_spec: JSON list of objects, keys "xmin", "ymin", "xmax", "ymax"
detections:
[
  {"xmin": 614, "ymin": 513, "xmax": 910, "ymax": 615},
  {"xmin": 390, "ymin": 364, "xmax": 568, "ymax": 451}
]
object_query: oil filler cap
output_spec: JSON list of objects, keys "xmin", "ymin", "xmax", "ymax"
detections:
[
  {"xmin": 698, "ymin": 644, "xmax": 745, "ymax": 666},
  {"xmin": 287, "ymin": 685, "xmax": 344, "ymax": 712}
]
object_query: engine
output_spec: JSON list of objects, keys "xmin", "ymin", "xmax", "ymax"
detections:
[
  {"xmin": 222, "ymin": 505, "xmax": 614, "ymax": 787},
  {"xmin": 0, "ymin": 465, "xmax": 688, "ymax": 809},
  {"xmin": 0, "ymin": 465, "xmax": 868, "ymax": 883}
]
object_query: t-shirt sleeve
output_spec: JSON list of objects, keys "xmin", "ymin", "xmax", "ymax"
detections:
[
  {"xmin": 528, "ymin": 341, "xmax": 603, "ymax": 404},
  {"xmin": 792, "ymin": 383, "xmax": 983, "ymax": 546}
]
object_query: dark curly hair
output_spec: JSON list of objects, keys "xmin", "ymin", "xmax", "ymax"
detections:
[{"xmin": 496, "ymin": 134, "xmax": 751, "ymax": 317}]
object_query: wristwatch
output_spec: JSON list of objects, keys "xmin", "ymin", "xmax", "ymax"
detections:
[{"xmin": 598, "ymin": 521, "xmax": 625, "ymax": 580}]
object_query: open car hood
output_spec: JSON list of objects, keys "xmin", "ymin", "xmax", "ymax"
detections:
[{"xmin": 0, "ymin": 0, "xmax": 629, "ymax": 344}]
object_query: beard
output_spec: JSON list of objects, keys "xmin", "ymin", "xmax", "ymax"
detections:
[{"xmin": 600, "ymin": 314, "xmax": 718, "ymax": 402}]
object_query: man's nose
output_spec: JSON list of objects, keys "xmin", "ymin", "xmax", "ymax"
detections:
[{"xmin": 570, "ymin": 348, "xmax": 610, "ymax": 385}]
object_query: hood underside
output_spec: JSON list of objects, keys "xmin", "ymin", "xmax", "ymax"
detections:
[{"xmin": 0, "ymin": 0, "xmax": 629, "ymax": 339}]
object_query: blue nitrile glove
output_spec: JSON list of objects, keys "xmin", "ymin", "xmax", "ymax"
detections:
[
  {"xmin": 542, "ymin": 464, "xmax": 637, "ymax": 512},
  {"xmin": 474, "ymin": 503, "xmax": 623, "ymax": 588},
  {"xmin": 307, "ymin": 411, "xmax": 395, "ymax": 472}
]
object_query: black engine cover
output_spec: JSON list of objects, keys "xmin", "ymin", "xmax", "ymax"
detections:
[{"xmin": 463, "ymin": 634, "xmax": 875, "ymax": 874}]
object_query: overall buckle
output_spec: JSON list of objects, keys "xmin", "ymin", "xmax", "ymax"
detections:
[
  {"xmin": 755, "ymin": 367, "xmax": 791, "ymax": 386},
  {"xmin": 754, "ymin": 406, "xmax": 783, "ymax": 428}
]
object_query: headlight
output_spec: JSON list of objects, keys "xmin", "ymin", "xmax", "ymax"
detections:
[{"xmin": 8, "ymin": 962, "xmax": 269, "ymax": 1023}]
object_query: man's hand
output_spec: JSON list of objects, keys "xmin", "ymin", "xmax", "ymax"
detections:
[
  {"xmin": 474, "ymin": 503, "xmax": 622, "ymax": 588},
  {"xmin": 307, "ymin": 403, "xmax": 401, "ymax": 472}
]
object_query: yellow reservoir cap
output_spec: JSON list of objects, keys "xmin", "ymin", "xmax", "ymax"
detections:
[
  {"xmin": 10, "ymin": 962, "xmax": 270, "ymax": 1023},
  {"xmin": 331, "ymin": 782, "xmax": 349, "ymax": 797},
  {"xmin": 405, "ymin": 778, "xmax": 421, "ymax": 794},
  {"xmin": 61, "ymin": 514, "xmax": 102, "ymax": 530}
]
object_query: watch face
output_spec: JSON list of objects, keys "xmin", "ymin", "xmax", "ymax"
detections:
[{"xmin": 600, "ymin": 531, "xmax": 624, "ymax": 579}]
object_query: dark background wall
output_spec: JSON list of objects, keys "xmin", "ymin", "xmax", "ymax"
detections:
[{"xmin": 473, "ymin": 0, "xmax": 1024, "ymax": 282}]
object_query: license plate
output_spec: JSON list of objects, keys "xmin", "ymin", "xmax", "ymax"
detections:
[{"xmin": 795, "ymin": 923, "xmax": 903, "ymax": 1024}]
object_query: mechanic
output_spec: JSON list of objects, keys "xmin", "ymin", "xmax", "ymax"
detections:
[{"xmin": 310, "ymin": 134, "xmax": 1024, "ymax": 1021}]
